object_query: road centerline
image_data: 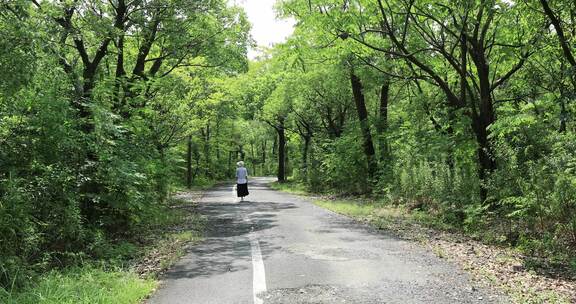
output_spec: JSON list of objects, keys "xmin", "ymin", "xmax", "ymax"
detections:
[
  {"xmin": 236, "ymin": 189, "xmax": 267, "ymax": 304},
  {"xmin": 249, "ymin": 234, "xmax": 267, "ymax": 304}
]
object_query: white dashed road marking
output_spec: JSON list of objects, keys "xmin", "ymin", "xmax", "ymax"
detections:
[
  {"xmin": 249, "ymin": 234, "xmax": 266, "ymax": 304},
  {"xmin": 235, "ymin": 188, "xmax": 266, "ymax": 304}
]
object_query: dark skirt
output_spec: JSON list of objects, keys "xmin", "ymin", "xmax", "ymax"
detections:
[{"xmin": 237, "ymin": 183, "xmax": 249, "ymax": 197}]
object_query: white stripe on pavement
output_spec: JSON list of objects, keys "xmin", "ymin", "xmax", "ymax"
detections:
[
  {"xmin": 250, "ymin": 235, "xmax": 266, "ymax": 304},
  {"xmin": 235, "ymin": 187, "xmax": 266, "ymax": 304}
]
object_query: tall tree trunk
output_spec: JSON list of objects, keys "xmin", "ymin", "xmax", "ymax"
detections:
[
  {"xmin": 203, "ymin": 123, "xmax": 211, "ymax": 177},
  {"xmin": 216, "ymin": 120, "xmax": 221, "ymax": 163},
  {"xmin": 262, "ymin": 140, "xmax": 267, "ymax": 176},
  {"xmin": 228, "ymin": 150, "xmax": 233, "ymax": 177},
  {"xmin": 471, "ymin": 49, "xmax": 498, "ymax": 204},
  {"xmin": 350, "ymin": 72, "xmax": 377, "ymax": 179},
  {"xmin": 539, "ymin": 0, "xmax": 574, "ymax": 132},
  {"xmin": 250, "ymin": 142, "xmax": 256, "ymax": 175},
  {"xmin": 309, "ymin": 137, "xmax": 318, "ymax": 186},
  {"xmin": 302, "ymin": 135, "xmax": 311, "ymax": 181},
  {"xmin": 187, "ymin": 135, "xmax": 193, "ymax": 189},
  {"xmin": 113, "ymin": 33, "xmax": 127, "ymax": 117},
  {"xmin": 375, "ymin": 81, "xmax": 390, "ymax": 164},
  {"xmin": 472, "ymin": 118, "xmax": 497, "ymax": 203},
  {"xmin": 277, "ymin": 125, "xmax": 286, "ymax": 182},
  {"xmin": 239, "ymin": 145, "xmax": 245, "ymax": 160},
  {"xmin": 272, "ymin": 135, "xmax": 277, "ymax": 157},
  {"xmin": 285, "ymin": 142, "xmax": 290, "ymax": 178}
]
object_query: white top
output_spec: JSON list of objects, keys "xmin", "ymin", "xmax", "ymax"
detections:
[{"xmin": 236, "ymin": 167, "xmax": 248, "ymax": 184}]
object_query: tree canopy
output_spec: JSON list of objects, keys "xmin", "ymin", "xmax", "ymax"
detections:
[{"xmin": 1, "ymin": 0, "xmax": 576, "ymax": 294}]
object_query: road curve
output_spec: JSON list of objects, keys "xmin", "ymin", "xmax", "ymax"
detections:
[{"xmin": 148, "ymin": 177, "xmax": 505, "ymax": 304}]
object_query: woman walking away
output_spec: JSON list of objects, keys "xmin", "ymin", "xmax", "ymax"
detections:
[{"xmin": 236, "ymin": 161, "xmax": 249, "ymax": 201}]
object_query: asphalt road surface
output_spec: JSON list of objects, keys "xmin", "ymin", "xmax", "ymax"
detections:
[{"xmin": 148, "ymin": 177, "xmax": 506, "ymax": 304}]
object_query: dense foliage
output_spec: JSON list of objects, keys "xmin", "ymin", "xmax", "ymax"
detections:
[
  {"xmin": 2, "ymin": 0, "xmax": 576, "ymax": 293},
  {"xmin": 231, "ymin": 0, "xmax": 576, "ymax": 263},
  {"xmin": 0, "ymin": 0, "xmax": 250, "ymax": 289}
]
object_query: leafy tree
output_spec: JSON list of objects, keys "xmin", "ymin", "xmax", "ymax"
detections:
[{"xmin": 0, "ymin": 0, "xmax": 250, "ymax": 288}]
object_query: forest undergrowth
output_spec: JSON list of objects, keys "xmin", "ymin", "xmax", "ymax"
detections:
[{"xmin": 0, "ymin": 190, "xmax": 207, "ymax": 304}]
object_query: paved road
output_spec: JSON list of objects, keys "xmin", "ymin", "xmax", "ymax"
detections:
[{"xmin": 148, "ymin": 177, "xmax": 505, "ymax": 304}]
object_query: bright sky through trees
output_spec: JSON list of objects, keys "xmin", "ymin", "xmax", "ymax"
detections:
[{"xmin": 234, "ymin": 0, "xmax": 295, "ymax": 59}]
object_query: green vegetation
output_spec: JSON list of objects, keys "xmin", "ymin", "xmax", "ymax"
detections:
[
  {"xmin": 0, "ymin": 194, "xmax": 205, "ymax": 303},
  {"xmin": 2, "ymin": 0, "xmax": 576, "ymax": 301},
  {"xmin": 0, "ymin": 267, "xmax": 156, "ymax": 304},
  {"xmin": 242, "ymin": 0, "xmax": 576, "ymax": 268},
  {"xmin": 274, "ymin": 182, "xmax": 451, "ymax": 237},
  {"xmin": 269, "ymin": 181, "xmax": 310, "ymax": 195},
  {"xmin": 1, "ymin": 0, "xmax": 244, "ymax": 297}
]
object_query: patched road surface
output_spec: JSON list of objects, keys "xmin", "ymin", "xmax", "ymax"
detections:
[{"xmin": 148, "ymin": 177, "xmax": 506, "ymax": 304}]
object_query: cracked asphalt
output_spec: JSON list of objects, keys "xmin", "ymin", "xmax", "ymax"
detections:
[{"xmin": 148, "ymin": 177, "xmax": 507, "ymax": 304}]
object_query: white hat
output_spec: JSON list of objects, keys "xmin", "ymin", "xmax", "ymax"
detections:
[{"xmin": 237, "ymin": 161, "xmax": 244, "ymax": 167}]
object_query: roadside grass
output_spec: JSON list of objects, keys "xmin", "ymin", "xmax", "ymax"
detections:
[
  {"xmin": 134, "ymin": 213, "xmax": 206, "ymax": 278},
  {"xmin": 269, "ymin": 181, "xmax": 311, "ymax": 195},
  {"xmin": 273, "ymin": 183, "xmax": 575, "ymax": 304},
  {"xmin": 0, "ymin": 267, "xmax": 155, "ymax": 304},
  {"xmin": 313, "ymin": 198, "xmax": 451, "ymax": 238},
  {"xmin": 314, "ymin": 199, "xmax": 375, "ymax": 218},
  {"xmin": 0, "ymin": 190, "xmax": 207, "ymax": 304},
  {"xmin": 131, "ymin": 193, "xmax": 207, "ymax": 280},
  {"xmin": 272, "ymin": 181, "xmax": 452, "ymax": 233},
  {"xmin": 156, "ymin": 231, "xmax": 199, "ymax": 270}
]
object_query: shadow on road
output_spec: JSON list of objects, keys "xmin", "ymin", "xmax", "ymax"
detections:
[{"xmin": 163, "ymin": 179, "xmax": 293, "ymax": 280}]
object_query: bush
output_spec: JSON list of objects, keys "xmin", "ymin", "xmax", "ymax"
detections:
[
  {"xmin": 314, "ymin": 132, "xmax": 371, "ymax": 193},
  {"xmin": 488, "ymin": 106, "xmax": 576, "ymax": 255}
]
